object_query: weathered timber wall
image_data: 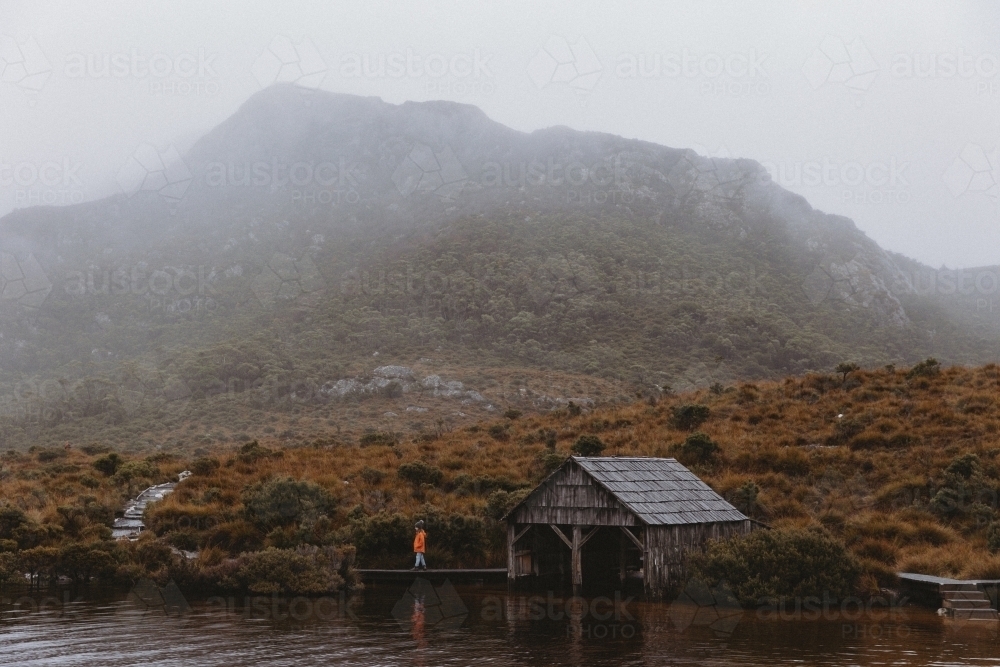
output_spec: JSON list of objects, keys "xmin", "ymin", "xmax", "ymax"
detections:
[
  {"xmin": 509, "ymin": 460, "xmax": 639, "ymax": 526},
  {"xmin": 643, "ymin": 520, "xmax": 751, "ymax": 596}
]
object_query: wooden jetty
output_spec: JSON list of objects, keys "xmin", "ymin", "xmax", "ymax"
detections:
[{"xmin": 898, "ymin": 572, "xmax": 1000, "ymax": 620}]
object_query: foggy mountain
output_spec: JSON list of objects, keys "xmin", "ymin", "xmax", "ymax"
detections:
[{"xmin": 0, "ymin": 84, "xmax": 997, "ymax": 447}]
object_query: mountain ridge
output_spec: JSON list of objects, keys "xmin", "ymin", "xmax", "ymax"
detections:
[{"xmin": 0, "ymin": 84, "xmax": 996, "ymax": 450}]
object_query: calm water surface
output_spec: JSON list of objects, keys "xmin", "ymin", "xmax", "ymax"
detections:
[{"xmin": 2, "ymin": 581, "xmax": 999, "ymax": 666}]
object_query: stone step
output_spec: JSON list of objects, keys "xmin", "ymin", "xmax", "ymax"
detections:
[
  {"xmin": 944, "ymin": 592, "xmax": 990, "ymax": 601},
  {"xmin": 944, "ymin": 598, "xmax": 992, "ymax": 609},
  {"xmin": 940, "ymin": 583, "xmax": 980, "ymax": 592},
  {"xmin": 952, "ymin": 608, "xmax": 999, "ymax": 621}
]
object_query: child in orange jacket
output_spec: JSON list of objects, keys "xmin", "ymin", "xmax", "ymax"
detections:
[{"xmin": 412, "ymin": 520, "xmax": 427, "ymax": 570}]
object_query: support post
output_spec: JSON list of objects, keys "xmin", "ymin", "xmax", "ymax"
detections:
[
  {"xmin": 507, "ymin": 522, "xmax": 516, "ymax": 582},
  {"xmin": 619, "ymin": 530, "xmax": 626, "ymax": 584},
  {"xmin": 572, "ymin": 525, "xmax": 582, "ymax": 595}
]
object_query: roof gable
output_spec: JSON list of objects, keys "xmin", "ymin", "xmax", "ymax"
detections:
[
  {"xmin": 504, "ymin": 456, "xmax": 747, "ymax": 526},
  {"xmin": 573, "ymin": 456, "xmax": 747, "ymax": 525}
]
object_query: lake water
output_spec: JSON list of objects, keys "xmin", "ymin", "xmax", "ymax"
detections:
[{"xmin": 2, "ymin": 580, "xmax": 999, "ymax": 666}]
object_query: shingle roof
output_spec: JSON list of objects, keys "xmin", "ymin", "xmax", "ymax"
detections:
[{"xmin": 572, "ymin": 456, "xmax": 748, "ymax": 526}]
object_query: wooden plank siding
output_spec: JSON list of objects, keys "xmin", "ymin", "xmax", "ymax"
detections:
[
  {"xmin": 643, "ymin": 520, "xmax": 752, "ymax": 596},
  {"xmin": 508, "ymin": 461, "xmax": 641, "ymax": 526}
]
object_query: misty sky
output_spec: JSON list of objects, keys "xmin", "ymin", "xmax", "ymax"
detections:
[{"xmin": 2, "ymin": 0, "xmax": 999, "ymax": 268}]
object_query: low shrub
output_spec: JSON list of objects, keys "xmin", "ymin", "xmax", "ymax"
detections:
[
  {"xmin": 359, "ymin": 431, "xmax": 397, "ymax": 447},
  {"xmin": 690, "ymin": 527, "xmax": 860, "ymax": 606},
  {"xmin": 484, "ymin": 488, "xmax": 531, "ymax": 521},
  {"xmin": 571, "ymin": 435, "xmax": 605, "ymax": 456},
  {"xmin": 671, "ymin": 404, "xmax": 711, "ymax": 431},
  {"xmin": 242, "ymin": 477, "xmax": 338, "ymax": 531},
  {"xmin": 191, "ymin": 457, "xmax": 221, "ymax": 476},
  {"xmin": 397, "ymin": 461, "xmax": 443, "ymax": 487},
  {"xmin": 92, "ymin": 453, "xmax": 123, "ymax": 476},
  {"xmin": 212, "ymin": 545, "xmax": 355, "ymax": 594},
  {"xmin": 678, "ymin": 432, "xmax": 719, "ymax": 463},
  {"xmin": 359, "ymin": 467, "xmax": 385, "ymax": 485},
  {"xmin": 988, "ymin": 522, "xmax": 1000, "ymax": 553}
]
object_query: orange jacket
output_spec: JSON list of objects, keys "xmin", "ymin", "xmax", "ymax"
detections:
[{"xmin": 413, "ymin": 530, "xmax": 426, "ymax": 553}]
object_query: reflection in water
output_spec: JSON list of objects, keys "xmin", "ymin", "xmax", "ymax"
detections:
[
  {"xmin": 0, "ymin": 585, "xmax": 999, "ymax": 666},
  {"xmin": 411, "ymin": 594, "xmax": 426, "ymax": 652}
]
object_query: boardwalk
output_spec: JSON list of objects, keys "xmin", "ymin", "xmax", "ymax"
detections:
[{"xmin": 111, "ymin": 472, "xmax": 191, "ymax": 540}]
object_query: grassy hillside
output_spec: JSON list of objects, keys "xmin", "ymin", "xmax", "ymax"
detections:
[
  {"xmin": 3, "ymin": 208, "xmax": 997, "ymax": 453},
  {"xmin": 3, "ymin": 361, "xmax": 1000, "ymax": 596}
]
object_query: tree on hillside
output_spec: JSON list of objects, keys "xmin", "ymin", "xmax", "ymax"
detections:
[{"xmin": 835, "ymin": 362, "xmax": 860, "ymax": 383}]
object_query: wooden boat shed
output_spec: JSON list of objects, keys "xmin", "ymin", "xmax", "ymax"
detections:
[{"xmin": 504, "ymin": 456, "xmax": 751, "ymax": 597}]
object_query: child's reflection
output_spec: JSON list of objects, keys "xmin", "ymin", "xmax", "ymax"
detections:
[{"xmin": 411, "ymin": 594, "xmax": 427, "ymax": 651}]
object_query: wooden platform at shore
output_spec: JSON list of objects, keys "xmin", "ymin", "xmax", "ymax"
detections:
[
  {"xmin": 898, "ymin": 572, "xmax": 1000, "ymax": 620},
  {"xmin": 357, "ymin": 568, "xmax": 507, "ymax": 584}
]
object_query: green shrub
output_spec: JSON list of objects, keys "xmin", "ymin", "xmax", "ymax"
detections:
[
  {"xmin": 690, "ymin": 527, "xmax": 860, "ymax": 605},
  {"xmin": 191, "ymin": 457, "xmax": 221, "ymax": 476},
  {"xmin": 242, "ymin": 477, "xmax": 337, "ymax": 530},
  {"xmin": 359, "ymin": 467, "xmax": 385, "ymax": 485},
  {"xmin": 397, "ymin": 461, "xmax": 443, "ymax": 487},
  {"xmin": 487, "ymin": 423, "xmax": 509, "ymax": 441},
  {"xmin": 0, "ymin": 552, "xmax": 19, "ymax": 586},
  {"xmin": 679, "ymin": 432, "xmax": 719, "ymax": 463},
  {"xmin": 349, "ymin": 512, "xmax": 411, "ymax": 567},
  {"xmin": 236, "ymin": 441, "xmax": 281, "ymax": 464},
  {"xmin": 571, "ymin": 435, "xmax": 605, "ymax": 456},
  {"xmin": 215, "ymin": 545, "xmax": 353, "ymax": 594},
  {"xmin": 539, "ymin": 429, "xmax": 557, "ymax": 449},
  {"xmin": 485, "ymin": 488, "xmax": 531, "ymax": 521},
  {"xmin": 112, "ymin": 461, "xmax": 159, "ymax": 484},
  {"xmin": 79, "ymin": 475, "xmax": 101, "ymax": 489},
  {"xmin": 729, "ymin": 481, "xmax": 761, "ymax": 518},
  {"xmin": 946, "ymin": 453, "xmax": 981, "ymax": 479},
  {"xmin": 0, "ymin": 506, "xmax": 28, "ymax": 541},
  {"xmin": 907, "ymin": 358, "xmax": 941, "ymax": 379},
  {"xmin": 671, "ymin": 404, "xmax": 711, "ymax": 430},
  {"xmin": 536, "ymin": 451, "xmax": 566, "ymax": 479},
  {"xmin": 987, "ymin": 522, "xmax": 1000, "ymax": 553},
  {"xmin": 359, "ymin": 431, "xmax": 397, "ymax": 447},
  {"xmin": 452, "ymin": 475, "xmax": 522, "ymax": 496},
  {"xmin": 92, "ymin": 453, "xmax": 123, "ymax": 476}
]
